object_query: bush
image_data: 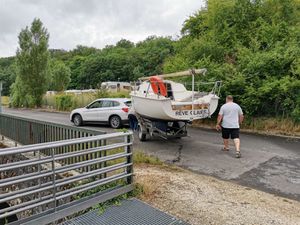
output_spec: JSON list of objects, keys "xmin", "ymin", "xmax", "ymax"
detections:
[
  {"xmin": 109, "ymin": 91, "xmax": 130, "ymax": 98},
  {"xmin": 72, "ymin": 93, "xmax": 94, "ymax": 108},
  {"xmin": 10, "ymin": 76, "xmax": 35, "ymax": 108},
  {"xmin": 42, "ymin": 94, "xmax": 56, "ymax": 109},
  {"xmin": 1, "ymin": 96, "xmax": 10, "ymax": 106},
  {"xmin": 94, "ymin": 88, "xmax": 109, "ymax": 98},
  {"xmin": 55, "ymin": 95, "xmax": 73, "ymax": 111},
  {"xmin": 291, "ymin": 90, "xmax": 300, "ymax": 123}
]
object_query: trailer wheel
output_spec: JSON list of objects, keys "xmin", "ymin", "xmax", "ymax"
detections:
[{"xmin": 138, "ymin": 125, "xmax": 147, "ymax": 141}]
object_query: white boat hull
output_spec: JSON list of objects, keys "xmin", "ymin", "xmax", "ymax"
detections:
[{"xmin": 132, "ymin": 94, "xmax": 219, "ymax": 121}]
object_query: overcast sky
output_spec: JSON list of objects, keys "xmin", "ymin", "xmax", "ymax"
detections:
[{"xmin": 0, "ymin": 0, "xmax": 204, "ymax": 57}]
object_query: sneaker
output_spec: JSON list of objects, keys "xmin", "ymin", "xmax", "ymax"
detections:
[
  {"xmin": 236, "ymin": 151, "xmax": 241, "ymax": 158},
  {"xmin": 221, "ymin": 147, "xmax": 229, "ymax": 152}
]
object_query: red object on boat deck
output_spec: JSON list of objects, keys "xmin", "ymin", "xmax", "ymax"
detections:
[{"xmin": 149, "ymin": 76, "xmax": 167, "ymax": 97}]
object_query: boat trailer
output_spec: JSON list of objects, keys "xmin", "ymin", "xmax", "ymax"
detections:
[{"xmin": 136, "ymin": 115, "xmax": 188, "ymax": 141}]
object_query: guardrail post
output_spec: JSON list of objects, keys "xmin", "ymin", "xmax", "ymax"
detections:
[
  {"xmin": 125, "ymin": 133, "xmax": 133, "ymax": 184},
  {"xmin": 51, "ymin": 147, "xmax": 57, "ymax": 213},
  {"xmin": 103, "ymin": 139, "xmax": 107, "ymax": 178}
]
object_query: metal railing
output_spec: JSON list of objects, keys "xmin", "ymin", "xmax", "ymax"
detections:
[
  {"xmin": 0, "ymin": 113, "xmax": 104, "ymax": 145},
  {"xmin": 0, "ymin": 131, "xmax": 133, "ymax": 225}
]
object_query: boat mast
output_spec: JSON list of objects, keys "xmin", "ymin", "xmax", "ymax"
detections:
[{"xmin": 139, "ymin": 68, "xmax": 207, "ymax": 80}]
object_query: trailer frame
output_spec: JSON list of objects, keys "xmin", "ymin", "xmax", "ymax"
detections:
[{"xmin": 136, "ymin": 115, "xmax": 188, "ymax": 141}]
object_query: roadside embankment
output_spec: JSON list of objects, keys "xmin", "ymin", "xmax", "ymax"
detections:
[
  {"xmin": 193, "ymin": 117, "xmax": 300, "ymax": 138},
  {"xmin": 135, "ymin": 163, "xmax": 300, "ymax": 225}
]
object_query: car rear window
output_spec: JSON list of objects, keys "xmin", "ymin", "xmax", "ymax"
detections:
[
  {"xmin": 125, "ymin": 101, "xmax": 131, "ymax": 107},
  {"xmin": 113, "ymin": 101, "xmax": 120, "ymax": 107}
]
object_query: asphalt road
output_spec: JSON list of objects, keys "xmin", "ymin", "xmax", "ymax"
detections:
[{"xmin": 3, "ymin": 108, "xmax": 300, "ymax": 201}]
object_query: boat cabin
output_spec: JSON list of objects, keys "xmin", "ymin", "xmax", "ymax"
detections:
[{"xmin": 137, "ymin": 80, "xmax": 195, "ymax": 102}]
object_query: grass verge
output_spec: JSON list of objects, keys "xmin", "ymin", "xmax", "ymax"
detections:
[
  {"xmin": 193, "ymin": 117, "xmax": 300, "ymax": 137},
  {"xmin": 42, "ymin": 90, "xmax": 130, "ymax": 111},
  {"xmin": 1, "ymin": 96, "xmax": 9, "ymax": 106}
]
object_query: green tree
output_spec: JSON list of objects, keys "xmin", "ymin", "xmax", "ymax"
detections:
[
  {"xmin": 163, "ymin": 0, "xmax": 300, "ymax": 121},
  {"xmin": 116, "ymin": 39, "xmax": 134, "ymax": 49},
  {"xmin": 0, "ymin": 57, "xmax": 16, "ymax": 95},
  {"xmin": 50, "ymin": 60, "xmax": 71, "ymax": 91},
  {"xmin": 135, "ymin": 36, "xmax": 174, "ymax": 76},
  {"xmin": 12, "ymin": 18, "xmax": 50, "ymax": 107},
  {"xmin": 67, "ymin": 56, "xmax": 86, "ymax": 89},
  {"xmin": 3, "ymin": 0, "xmax": 300, "ymax": 122},
  {"xmin": 70, "ymin": 45, "xmax": 98, "ymax": 57},
  {"xmin": 0, "ymin": 63, "xmax": 17, "ymax": 96},
  {"xmin": 132, "ymin": 66, "xmax": 144, "ymax": 80}
]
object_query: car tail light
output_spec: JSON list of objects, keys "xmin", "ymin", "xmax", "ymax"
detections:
[{"xmin": 122, "ymin": 107, "xmax": 129, "ymax": 113}]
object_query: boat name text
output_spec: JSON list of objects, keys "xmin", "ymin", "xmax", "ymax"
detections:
[{"xmin": 175, "ymin": 109, "xmax": 209, "ymax": 117}]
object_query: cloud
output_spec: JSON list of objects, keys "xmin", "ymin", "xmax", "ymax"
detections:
[{"xmin": 0, "ymin": 0, "xmax": 204, "ymax": 57}]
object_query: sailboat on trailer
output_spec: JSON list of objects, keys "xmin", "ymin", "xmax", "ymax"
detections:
[{"xmin": 131, "ymin": 69, "xmax": 221, "ymax": 122}]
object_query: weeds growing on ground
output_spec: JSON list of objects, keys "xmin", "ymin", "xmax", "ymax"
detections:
[
  {"xmin": 133, "ymin": 151, "xmax": 162, "ymax": 165},
  {"xmin": 193, "ymin": 117, "xmax": 300, "ymax": 136},
  {"xmin": 41, "ymin": 90, "xmax": 130, "ymax": 111}
]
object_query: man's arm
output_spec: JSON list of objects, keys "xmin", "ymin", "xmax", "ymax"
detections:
[
  {"xmin": 239, "ymin": 114, "xmax": 244, "ymax": 124},
  {"xmin": 238, "ymin": 106, "xmax": 244, "ymax": 125},
  {"xmin": 216, "ymin": 106, "xmax": 223, "ymax": 131},
  {"xmin": 216, "ymin": 114, "xmax": 223, "ymax": 131}
]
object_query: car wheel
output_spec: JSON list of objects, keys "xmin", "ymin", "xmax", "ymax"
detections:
[
  {"xmin": 73, "ymin": 114, "xmax": 83, "ymax": 126},
  {"xmin": 109, "ymin": 115, "xmax": 122, "ymax": 129}
]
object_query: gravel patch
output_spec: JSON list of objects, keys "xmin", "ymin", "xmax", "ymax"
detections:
[{"xmin": 135, "ymin": 164, "xmax": 300, "ymax": 225}]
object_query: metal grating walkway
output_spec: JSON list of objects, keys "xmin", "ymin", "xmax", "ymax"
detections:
[{"xmin": 62, "ymin": 198, "xmax": 190, "ymax": 225}]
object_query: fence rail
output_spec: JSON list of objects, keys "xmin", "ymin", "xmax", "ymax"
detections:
[
  {"xmin": 0, "ymin": 131, "xmax": 133, "ymax": 225},
  {"xmin": 0, "ymin": 113, "xmax": 104, "ymax": 145}
]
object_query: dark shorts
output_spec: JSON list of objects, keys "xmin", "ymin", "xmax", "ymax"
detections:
[{"xmin": 221, "ymin": 127, "xmax": 240, "ymax": 139}]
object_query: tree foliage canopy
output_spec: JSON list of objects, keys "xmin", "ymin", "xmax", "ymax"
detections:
[
  {"xmin": 1, "ymin": 0, "xmax": 299, "ymax": 120},
  {"xmin": 11, "ymin": 18, "xmax": 50, "ymax": 107},
  {"xmin": 166, "ymin": 0, "xmax": 300, "ymax": 120},
  {"xmin": 50, "ymin": 60, "xmax": 71, "ymax": 92}
]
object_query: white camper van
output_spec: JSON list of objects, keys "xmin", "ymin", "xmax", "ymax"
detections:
[{"xmin": 101, "ymin": 82, "xmax": 132, "ymax": 92}]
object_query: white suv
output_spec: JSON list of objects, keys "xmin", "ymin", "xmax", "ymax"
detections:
[{"xmin": 70, "ymin": 98, "xmax": 131, "ymax": 128}]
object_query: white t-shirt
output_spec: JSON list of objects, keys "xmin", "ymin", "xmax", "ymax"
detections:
[{"xmin": 219, "ymin": 102, "xmax": 243, "ymax": 128}]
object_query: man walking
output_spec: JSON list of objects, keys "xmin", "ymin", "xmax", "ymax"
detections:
[
  {"xmin": 216, "ymin": 95, "xmax": 244, "ymax": 158},
  {"xmin": 128, "ymin": 106, "xmax": 138, "ymax": 131}
]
